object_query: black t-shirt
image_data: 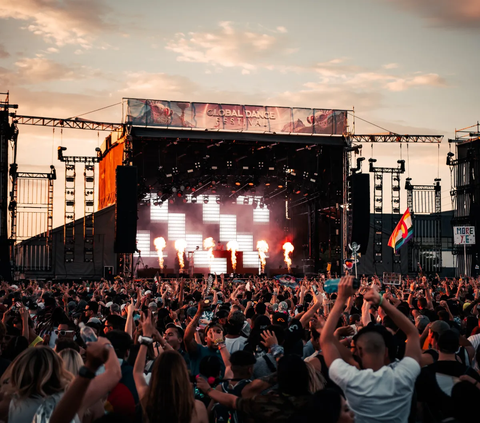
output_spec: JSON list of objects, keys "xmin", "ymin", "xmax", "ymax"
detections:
[{"xmin": 416, "ymin": 360, "xmax": 480, "ymax": 421}]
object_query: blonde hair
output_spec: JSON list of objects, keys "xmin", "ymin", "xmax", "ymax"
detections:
[
  {"xmin": 58, "ymin": 348, "xmax": 84, "ymax": 376},
  {"xmin": 6, "ymin": 346, "xmax": 73, "ymax": 400}
]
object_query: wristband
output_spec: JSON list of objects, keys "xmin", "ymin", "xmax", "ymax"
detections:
[
  {"xmin": 378, "ymin": 295, "xmax": 384, "ymax": 307},
  {"xmin": 78, "ymin": 366, "xmax": 96, "ymax": 380},
  {"xmin": 138, "ymin": 335, "xmax": 154, "ymax": 346},
  {"xmin": 270, "ymin": 344, "xmax": 284, "ymax": 358}
]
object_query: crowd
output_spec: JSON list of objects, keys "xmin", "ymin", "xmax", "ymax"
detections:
[{"xmin": 0, "ymin": 272, "xmax": 478, "ymax": 423}]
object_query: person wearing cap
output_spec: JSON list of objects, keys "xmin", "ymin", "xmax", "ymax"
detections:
[
  {"xmin": 224, "ymin": 312, "xmax": 247, "ymax": 354},
  {"xmin": 184, "ymin": 301, "xmax": 226, "ymax": 377},
  {"xmin": 110, "ymin": 303, "xmax": 121, "ymax": 316},
  {"xmin": 416, "ymin": 329, "xmax": 480, "ymax": 421},
  {"xmin": 320, "ymin": 277, "xmax": 421, "ymax": 423}
]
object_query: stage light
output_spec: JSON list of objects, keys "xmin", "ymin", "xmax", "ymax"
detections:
[
  {"xmin": 243, "ymin": 197, "xmax": 249, "ymax": 205},
  {"xmin": 294, "ymin": 189, "xmax": 301, "ymax": 195},
  {"xmin": 177, "ymin": 192, "xmax": 182, "ymax": 197},
  {"xmin": 191, "ymin": 196, "xmax": 197, "ymax": 204},
  {"xmin": 180, "ymin": 185, "xmax": 185, "ymax": 191},
  {"xmin": 204, "ymin": 195, "xmax": 209, "ymax": 204},
  {"xmin": 172, "ymin": 187, "xmax": 178, "ymax": 193},
  {"xmin": 278, "ymin": 184, "xmax": 284, "ymax": 188},
  {"xmin": 235, "ymin": 181, "xmax": 241, "ymax": 186},
  {"xmin": 248, "ymin": 182, "xmax": 254, "ymax": 186},
  {"xmin": 169, "ymin": 198, "xmax": 175, "ymax": 204},
  {"xmin": 216, "ymin": 196, "xmax": 221, "ymax": 204},
  {"xmin": 259, "ymin": 199, "xmax": 265, "ymax": 209},
  {"xmin": 153, "ymin": 201, "xmax": 159, "ymax": 206}
]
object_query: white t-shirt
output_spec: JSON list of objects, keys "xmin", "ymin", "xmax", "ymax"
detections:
[
  {"xmin": 329, "ymin": 357, "xmax": 421, "ymax": 423},
  {"xmin": 468, "ymin": 333, "xmax": 480, "ymax": 371},
  {"xmin": 225, "ymin": 336, "xmax": 247, "ymax": 354}
]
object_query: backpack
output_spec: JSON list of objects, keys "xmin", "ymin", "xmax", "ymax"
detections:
[{"xmin": 212, "ymin": 379, "xmax": 251, "ymax": 423}]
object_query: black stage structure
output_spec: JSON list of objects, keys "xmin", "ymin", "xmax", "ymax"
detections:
[
  {"xmin": 113, "ymin": 99, "xmax": 352, "ymax": 277},
  {"xmin": 130, "ymin": 129, "xmax": 346, "ymax": 276}
]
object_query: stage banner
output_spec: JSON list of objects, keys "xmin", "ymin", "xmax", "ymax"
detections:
[{"xmin": 125, "ymin": 98, "xmax": 347, "ymax": 135}]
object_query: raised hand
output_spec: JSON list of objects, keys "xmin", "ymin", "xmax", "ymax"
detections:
[{"xmin": 260, "ymin": 330, "xmax": 279, "ymax": 349}]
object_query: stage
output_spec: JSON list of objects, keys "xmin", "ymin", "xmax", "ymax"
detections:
[{"xmin": 100, "ymin": 99, "xmax": 349, "ymax": 276}]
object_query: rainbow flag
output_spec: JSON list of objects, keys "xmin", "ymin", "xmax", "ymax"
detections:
[{"xmin": 388, "ymin": 208, "xmax": 413, "ymax": 252}]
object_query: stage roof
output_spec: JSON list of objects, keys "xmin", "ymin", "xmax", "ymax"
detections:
[{"xmin": 131, "ymin": 127, "xmax": 347, "ymax": 147}]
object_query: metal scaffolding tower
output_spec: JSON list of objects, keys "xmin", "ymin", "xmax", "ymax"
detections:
[
  {"xmin": 58, "ymin": 147, "xmax": 102, "ymax": 263},
  {"xmin": 405, "ymin": 178, "xmax": 442, "ymax": 273},
  {"xmin": 368, "ymin": 159, "xmax": 405, "ymax": 271},
  {"xmin": 10, "ymin": 168, "xmax": 56, "ymax": 272}
]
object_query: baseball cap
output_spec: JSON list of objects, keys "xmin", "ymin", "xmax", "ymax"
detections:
[
  {"xmin": 110, "ymin": 303, "xmax": 121, "ymax": 313},
  {"xmin": 415, "ymin": 315, "xmax": 430, "ymax": 333},
  {"xmin": 429, "ymin": 320, "xmax": 450, "ymax": 335}
]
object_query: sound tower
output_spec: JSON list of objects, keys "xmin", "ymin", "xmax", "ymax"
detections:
[
  {"xmin": 351, "ymin": 173, "xmax": 370, "ymax": 255},
  {"xmin": 115, "ymin": 166, "xmax": 137, "ymax": 253}
]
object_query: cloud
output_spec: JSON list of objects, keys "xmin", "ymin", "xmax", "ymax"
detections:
[
  {"xmin": 119, "ymin": 72, "xmax": 199, "ymax": 100},
  {"xmin": 385, "ymin": 73, "xmax": 446, "ymax": 91},
  {"xmin": 381, "ymin": 0, "xmax": 480, "ymax": 29},
  {"xmin": 383, "ymin": 63, "xmax": 398, "ymax": 69},
  {"xmin": 0, "ymin": 0, "xmax": 115, "ymax": 47},
  {"xmin": 14, "ymin": 57, "xmax": 100, "ymax": 83},
  {"xmin": 165, "ymin": 22, "xmax": 292, "ymax": 72},
  {"xmin": 0, "ymin": 44, "xmax": 9, "ymax": 58},
  {"xmin": 311, "ymin": 59, "xmax": 447, "ymax": 92}
]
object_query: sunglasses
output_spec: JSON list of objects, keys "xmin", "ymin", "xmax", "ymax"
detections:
[{"xmin": 55, "ymin": 330, "xmax": 75, "ymax": 336}]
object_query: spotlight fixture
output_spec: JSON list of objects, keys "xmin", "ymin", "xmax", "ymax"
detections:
[
  {"xmin": 204, "ymin": 195, "xmax": 209, "ymax": 204},
  {"xmin": 243, "ymin": 196, "xmax": 249, "ymax": 205},
  {"xmin": 191, "ymin": 196, "xmax": 197, "ymax": 204},
  {"xmin": 235, "ymin": 180, "xmax": 241, "ymax": 186},
  {"xmin": 278, "ymin": 184, "xmax": 284, "ymax": 188},
  {"xmin": 216, "ymin": 196, "xmax": 221, "ymax": 204}
]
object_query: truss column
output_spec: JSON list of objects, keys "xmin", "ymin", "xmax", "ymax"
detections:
[
  {"xmin": 391, "ymin": 172, "xmax": 401, "ymax": 272},
  {"xmin": 406, "ymin": 179, "xmax": 415, "ymax": 273},
  {"xmin": 84, "ymin": 164, "xmax": 95, "ymax": 262},
  {"xmin": 434, "ymin": 179, "xmax": 442, "ymax": 272},
  {"xmin": 373, "ymin": 171, "xmax": 383, "ymax": 266},
  {"xmin": 341, "ymin": 149, "xmax": 349, "ymax": 269},
  {"xmin": 64, "ymin": 164, "xmax": 76, "ymax": 263},
  {"xmin": 47, "ymin": 172, "xmax": 54, "ymax": 269}
]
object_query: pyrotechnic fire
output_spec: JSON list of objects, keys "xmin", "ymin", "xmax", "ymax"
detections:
[
  {"xmin": 283, "ymin": 242, "xmax": 294, "ymax": 273},
  {"xmin": 227, "ymin": 240, "xmax": 239, "ymax": 271},
  {"xmin": 153, "ymin": 237, "xmax": 166, "ymax": 270},
  {"xmin": 203, "ymin": 237, "xmax": 215, "ymax": 262},
  {"xmin": 256, "ymin": 240, "xmax": 269, "ymax": 273},
  {"xmin": 174, "ymin": 239, "xmax": 187, "ymax": 270}
]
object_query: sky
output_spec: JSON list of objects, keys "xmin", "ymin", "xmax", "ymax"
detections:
[{"xmin": 1, "ymin": 0, "xmax": 480, "ymax": 230}]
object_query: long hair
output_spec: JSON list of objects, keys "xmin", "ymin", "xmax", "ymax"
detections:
[
  {"xmin": 143, "ymin": 350, "xmax": 195, "ymax": 423},
  {"xmin": 5, "ymin": 346, "xmax": 73, "ymax": 400},
  {"xmin": 58, "ymin": 348, "xmax": 84, "ymax": 376}
]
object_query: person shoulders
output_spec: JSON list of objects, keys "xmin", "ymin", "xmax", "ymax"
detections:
[
  {"xmin": 392, "ymin": 356, "xmax": 421, "ymax": 377},
  {"xmin": 193, "ymin": 400, "xmax": 208, "ymax": 423},
  {"xmin": 468, "ymin": 333, "xmax": 480, "ymax": 350}
]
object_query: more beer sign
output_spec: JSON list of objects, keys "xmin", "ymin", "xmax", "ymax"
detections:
[{"xmin": 454, "ymin": 226, "xmax": 476, "ymax": 245}]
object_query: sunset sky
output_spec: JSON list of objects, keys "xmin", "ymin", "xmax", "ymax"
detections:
[{"xmin": 1, "ymin": 0, "xmax": 479, "ymax": 228}]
